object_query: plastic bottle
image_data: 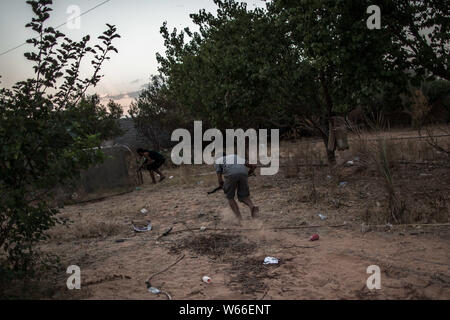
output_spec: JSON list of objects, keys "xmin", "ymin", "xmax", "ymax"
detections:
[{"xmin": 202, "ymin": 276, "xmax": 211, "ymax": 283}]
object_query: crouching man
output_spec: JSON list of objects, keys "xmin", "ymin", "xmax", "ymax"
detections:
[
  {"xmin": 137, "ymin": 148, "xmax": 166, "ymax": 184},
  {"xmin": 214, "ymin": 153, "xmax": 259, "ymax": 222}
]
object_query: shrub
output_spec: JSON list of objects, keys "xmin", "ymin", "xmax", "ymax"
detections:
[{"xmin": 0, "ymin": 0, "xmax": 120, "ymax": 278}]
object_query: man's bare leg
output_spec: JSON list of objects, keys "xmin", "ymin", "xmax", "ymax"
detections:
[
  {"xmin": 149, "ymin": 171, "xmax": 156, "ymax": 184},
  {"xmin": 228, "ymin": 199, "xmax": 242, "ymax": 221},
  {"xmin": 154, "ymin": 169, "xmax": 166, "ymax": 182},
  {"xmin": 240, "ymin": 197, "xmax": 259, "ymax": 218}
]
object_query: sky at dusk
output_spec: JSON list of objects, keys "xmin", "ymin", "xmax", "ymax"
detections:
[{"xmin": 0, "ymin": 0, "xmax": 266, "ymax": 112}]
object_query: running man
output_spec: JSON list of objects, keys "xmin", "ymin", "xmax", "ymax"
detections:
[
  {"xmin": 214, "ymin": 152, "xmax": 259, "ymax": 221},
  {"xmin": 137, "ymin": 148, "xmax": 166, "ymax": 184}
]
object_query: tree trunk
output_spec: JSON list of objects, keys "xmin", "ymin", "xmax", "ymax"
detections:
[
  {"xmin": 319, "ymin": 70, "xmax": 337, "ymax": 165},
  {"xmin": 305, "ymin": 116, "xmax": 337, "ymax": 166},
  {"xmin": 326, "ymin": 147, "xmax": 336, "ymax": 164},
  {"xmin": 320, "ymin": 134, "xmax": 336, "ymax": 165},
  {"xmin": 319, "ymin": 70, "xmax": 333, "ymax": 121}
]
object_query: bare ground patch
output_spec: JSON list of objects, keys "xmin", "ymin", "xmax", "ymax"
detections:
[{"xmin": 168, "ymin": 233, "xmax": 282, "ymax": 295}]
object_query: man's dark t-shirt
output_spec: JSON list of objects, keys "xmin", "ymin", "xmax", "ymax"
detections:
[
  {"xmin": 143, "ymin": 150, "xmax": 165, "ymax": 170},
  {"xmin": 144, "ymin": 150, "xmax": 164, "ymax": 162}
]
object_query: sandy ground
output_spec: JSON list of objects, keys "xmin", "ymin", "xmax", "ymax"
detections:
[{"xmin": 39, "ymin": 147, "xmax": 450, "ymax": 300}]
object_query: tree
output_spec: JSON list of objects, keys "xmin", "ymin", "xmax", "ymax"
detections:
[
  {"xmin": 156, "ymin": 0, "xmax": 293, "ymax": 131},
  {"xmin": 380, "ymin": 0, "xmax": 449, "ymax": 81},
  {"xmin": 149, "ymin": 0, "xmax": 448, "ymax": 164},
  {"xmin": 0, "ymin": 0, "xmax": 120, "ymax": 278},
  {"xmin": 268, "ymin": 0, "xmax": 448, "ymax": 162},
  {"xmin": 72, "ymin": 95, "xmax": 124, "ymax": 141},
  {"xmin": 129, "ymin": 74, "xmax": 185, "ymax": 150},
  {"xmin": 268, "ymin": 0, "xmax": 399, "ymax": 162}
]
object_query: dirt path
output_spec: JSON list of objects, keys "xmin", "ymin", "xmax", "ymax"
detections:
[{"xmin": 42, "ymin": 165, "xmax": 450, "ymax": 300}]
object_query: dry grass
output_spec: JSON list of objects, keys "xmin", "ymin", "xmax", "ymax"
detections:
[
  {"xmin": 73, "ymin": 221, "xmax": 124, "ymax": 239},
  {"xmin": 347, "ymin": 121, "xmax": 448, "ymax": 224},
  {"xmin": 349, "ymin": 122, "xmax": 409, "ymax": 223},
  {"xmin": 280, "ymin": 140, "xmax": 327, "ymax": 178},
  {"xmin": 278, "ymin": 121, "xmax": 449, "ymax": 225},
  {"xmin": 419, "ymin": 124, "xmax": 450, "ymax": 156},
  {"xmin": 160, "ymin": 164, "xmax": 217, "ymax": 187},
  {"xmin": 409, "ymin": 89, "xmax": 432, "ymax": 128},
  {"xmin": 48, "ymin": 220, "xmax": 125, "ymax": 241}
]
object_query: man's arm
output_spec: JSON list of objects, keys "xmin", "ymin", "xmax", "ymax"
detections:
[
  {"xmin": 137, "ymin": 158, "xmax": 146, "ymax": 171},
  {"xmin": 214, "ymin": 162, "xmax": 224, "ymax": 187},
  {"xmin": 143, "ymin": 151, "xmax": 155, "ymax": 164},
  {"xmin": 245, "ymin": 160, "xmax": 257, "ymax": 176},
  {"xmin": 217, "ymin": 173, "xmax": 224, "ymax": 187}
]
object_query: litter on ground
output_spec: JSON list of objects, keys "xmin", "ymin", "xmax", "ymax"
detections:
[
  {"xmin": 147, "ymin": 286, "xmax": 172, "ymax": 300},
  {"xmin": 263, "ymin": 257, "xmax": 279, "ymax": 265},
  {"xmin": 157, "ymin": 227, "xmax": 173, "ymax": 240},
  {"xmin": 132, "ymin": 221, "xmax": 152, "ymax": 232},
  {"xmin": 148, "ymin": 287, "xmax": 160, "ymax": 294}
]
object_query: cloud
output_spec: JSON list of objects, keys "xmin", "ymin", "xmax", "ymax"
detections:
[
  {"xmin": 130, "ymin": 78, "xmax": 142, "ymax": 85},
  {"xmin": 103, "ymin": 91, "xmax": 141, "ymax": 101}
]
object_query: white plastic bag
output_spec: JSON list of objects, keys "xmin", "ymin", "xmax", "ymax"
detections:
[{"xmin": 263, "ymin": 257, "xmax": 279, "ymax": 265}]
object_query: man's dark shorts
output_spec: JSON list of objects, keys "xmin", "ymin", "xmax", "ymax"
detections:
[
  {"xmin": 223, "ymin": 173, "xmax": 250, "ymax": 201},
  {"xmin": 147, "ymin": 158, "xmax": 165, "ymax": 171}
]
